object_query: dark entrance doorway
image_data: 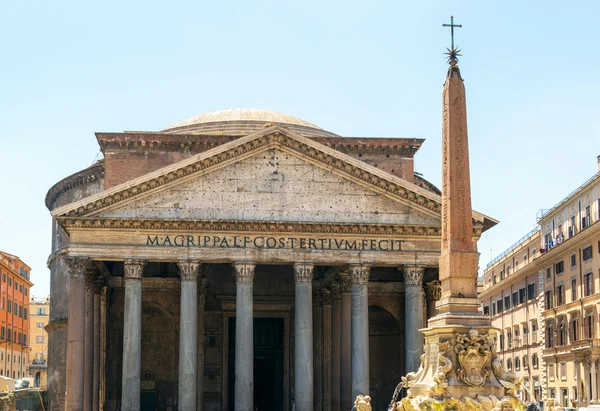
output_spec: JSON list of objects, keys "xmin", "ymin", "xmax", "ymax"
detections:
[{"xmin": 228, "ymin": 317, "xmax": 284, "ymax": 411}]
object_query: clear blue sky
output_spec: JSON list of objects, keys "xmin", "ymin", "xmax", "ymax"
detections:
[{"xmin": 1, "ymin": 1, "xmax": 599, "ymax": 296}]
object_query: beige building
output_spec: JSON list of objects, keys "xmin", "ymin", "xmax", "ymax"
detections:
[
  {"xmin": 481, "ymin": 230, "xmax": 543, "ymax": 403},
  {"xmin": 29, "ymin": 296, "xmax": 49, "ymax": 389},
  {"xmin": 482, "ymin": 157, "xmax": 600, "ymax": 407}
]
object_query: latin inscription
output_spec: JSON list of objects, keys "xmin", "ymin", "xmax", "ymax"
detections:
[{"xmin": 146, "ymin": 234, "xmax": 404, "ymax": 252}]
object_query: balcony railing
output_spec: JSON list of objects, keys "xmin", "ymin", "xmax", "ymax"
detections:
[{"xmin": 572, "ymin": 338, "xmax": 600, "ymax": 351}]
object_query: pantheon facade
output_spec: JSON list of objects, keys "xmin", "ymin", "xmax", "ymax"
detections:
[{"xmin": 45, "ymin": 109, "xmax": 495, "ymax": 411}]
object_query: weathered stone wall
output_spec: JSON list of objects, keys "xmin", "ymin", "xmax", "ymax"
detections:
[
  {"xmin": 101, "ymin": 148, "xmax": 436, "ymax": 226},
  {"xmin": 46, "ymin": 169, "xmax": 104, "ymax": 411}
]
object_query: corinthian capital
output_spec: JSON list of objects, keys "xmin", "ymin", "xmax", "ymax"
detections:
[
  {"xmin": 63, "ymin": 256, "xmax": 90, "ymax": 279},
  {"xmin": 403, "ymin": 265, "xmax": 425, "ymax": 286},
  {"xmin": 338, "ymin": 271, "xmax": 351, "ymax": 293},
  {"xmin": 424, "ymin": 280, "xmax": 442, "ymax": 301},
  {"xmin": 330, "ymin": 283, "xmax": 341, "ymax": 300},
  {"xmin": 350, "ymin": 265, "xmax": 370, "ymax": 284},
  {"xmin": 124, "ymin": 259, "xmax": 145, "ymax": 280},
  {"xmin": 177, "ymin": 260, "xmax": 201, "ymax": 281},
  {"xmin": 234, "ymin": 262, "xmax": 255, "ymax": 283},
  {"xmin": 321, "ymin": 289, "xmax": 332, "ymax": 305},
  {"xmin": 294, "ymin": 263, "xmax": 314, "ymax": 284}
]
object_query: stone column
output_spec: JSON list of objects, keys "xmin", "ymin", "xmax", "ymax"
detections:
[
  {"xmin": 313, "ymin": 286, "xmax": 323, "ymax": 411},
  {"xmin": 424, "ymin": 280, "xmax": 441, "ymax": 323},
  {"xmin": 322, "ymin": 289, "xmax": 332, "ymax": 411},
  {"xmin": 330, "ymin": 283, "xmax": 341, "ymax": 411},
  {"xmin": 65, "ymin": 256, "xmax": 89, "ymax": 411},
  {"xmin": 92, "ymin": 277, "xmax": 104, "ymax": 411},
  {"xmin": 197, "ymin": 280, "xmax": 207, "ymax": 411},
  {"xmin": 294, "ymin": 263, "xmax": 314, "ymax": 411},
  {"xmin": 121, "ymin": 259, "xmax": 145, "ymax": 411},
  {"xmin": 350, "ymin": 265, "xmax": 370, "ymax": 400},
  {"xmin": 575, "ymin": 361, "xmax": 581, "ymax": 402},
  {"xmin": 99, "ymin": 286, "xmax": 108, "ymax": 411},
  {"xmin": 339, "ymin": 272, "xmax": 352, "ymax": 411},
  {"xmin": 177, "ymin": 260, "xmax": 201, "ymax": 411},
  {"xmin": 585, "ymin": 360, "xmax": 592, "ymax": 404},
  {"xmin": 404, "ymin": 265, "xmax": 425, "ymax": 374},
  {"xmin": 234, "ymin": 262, "xmax": 255, "ymax": 411},
  {"xmin": 591, "ymin": 359, "xmax": 598, "ymax": 403},
  {"xmin": 84, "ymin": 269, "xmax": 95, "ymax": 411}
]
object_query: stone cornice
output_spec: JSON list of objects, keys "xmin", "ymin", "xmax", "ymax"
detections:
[
  {"xmin": 53, "ymin": 127, "xmax": 493, "ymax": 229},
  {"xmin": 57, "ymin": 217, "xmax": 443, "ymax": 237},
  {"xmin": 96, "ymin": 131, "xmax": 424, "ymax": 156},
  {"xmin": 45, "ymin": 162, "xmax": 105, "ymax": 210}
]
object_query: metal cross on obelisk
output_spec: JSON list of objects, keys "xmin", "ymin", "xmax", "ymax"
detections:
[{"xmin": 442, "ymin": 15, "xmax": 462, "ymax": 50}]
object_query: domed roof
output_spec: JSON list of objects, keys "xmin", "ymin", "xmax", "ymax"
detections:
[{"xmin": 162, "ymin": 108, "xmax": 339, "ymax": 138}]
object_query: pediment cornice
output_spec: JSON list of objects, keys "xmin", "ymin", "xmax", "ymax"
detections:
[
  {"xmin": 52, "ymin": 126, "xmax": 492, "ymax": 229},
  {"xmin": 57, "ymin": 217, "xmax": 447, "ymax": 237}
]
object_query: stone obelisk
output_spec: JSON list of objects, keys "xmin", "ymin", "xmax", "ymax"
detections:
[{"xmin": 390, "ymin": 19, "xmax": 525, "ymax": 411}]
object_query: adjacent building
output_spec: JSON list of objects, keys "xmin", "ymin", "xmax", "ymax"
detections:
[
  {"xmin": 481, "ymin": 157, "xmax": 600, "ymax": 407},
  {"xmin": 29, "ymin": 296, "xmax": 49, "ymax": 388},
  {"xmin": 481, "ymin": 230, "xmax": 543, "ymax": 403},
  {"xmin": 0, "ymin": 251, "xmax": 33, "ymax": 381}
]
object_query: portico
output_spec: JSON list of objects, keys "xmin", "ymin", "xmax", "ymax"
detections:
[{"xmin": 47, "ymin": 110, "xmax": 494, "ymax": 411}]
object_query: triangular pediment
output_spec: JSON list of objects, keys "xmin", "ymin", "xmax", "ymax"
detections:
[{"xmin": 52, "ymin": 126, "xmax": 492, "ymax": 230}]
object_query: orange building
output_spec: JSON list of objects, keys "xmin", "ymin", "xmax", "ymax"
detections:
[{"xmin": 0, "ymin": 251, "xmax": 33, "ymax": 381}]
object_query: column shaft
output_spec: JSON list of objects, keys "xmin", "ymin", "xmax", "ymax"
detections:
[
  {"xmin": 65, "ymin": 257, "xmax": 89, "ymax": 411},
  {"xmin": 294, "ymin": 264, "xmax": 314, "ymax": 411},
  {"xmin": 178, "ymin": 261, "xmax": 200, "ymax": 411},
  {"xmin": 121, "ymin": 260, "xmax": 145, "ymax": 411},
  {"xmin": 576, "ymin": 362, "xmax": 581, "ymax": 402},
  {"xmin": 340, "ymin": 276, "xmax": 352, "ymax": 411},
  {"xmin": 331, "ymin": 284, "xmax": 341, "ymax": 411},
  {"xmin": 404, "ymin": 266, "xmax": 424, "ymax": 374},
  {"xmin": 84, "ymin": 278, "xmax": 94, "ymax": 411},
  {"xmin": 351, "ymin": 265, "xmax": 370, "ymax": 399},
  {"xmin": 234, "ymin": 263, "xmax": 255, "ymax": 411},
  {"xmin": 92, "ymin": 291, "xmax": 101, "ymax": 411},
  {"xmin": 592, "ymin": 360, "xmax": 598, "ymax": 402},
  {"xmin": 313, "ymin": 290, "xmax": 323, "ymax": 411},
  {"xmin": 197, "ymin": 286, "xmax": 206, "ymax": 411},
  {"xmin": 322, "ymin": 290, "xmax": 332, "ymax": 411},
  {"xmin": 585, "ymin": 364, "xmax": 592, "ymax": 404},
  {"xmin": 99, "ymin": 287, "xmax": 108, "ymax": 411}
]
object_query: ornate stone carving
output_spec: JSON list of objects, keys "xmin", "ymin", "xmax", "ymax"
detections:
[
  {"xmin": 429, "ymin": 341, "xmax": 454, "ymax": 398},
  {"xmin": 294, "ymin": 264, "xmax": 314, "ymax": 284},
  {"xmin": 492, "ymin": 399, "xmax": 515, "ymax": 411},
  {"xmin": 491, "ymin": 352, "xmax": 523, "ymax": 396},
  {"xmin": 321, "ymin": 289, "xmax": 332, "ymax": 305},
  {"xmin": 330, "ymin": 283, "xmax": 341, "ymax": 300},
  {"xmin": 58, "ymin": 217, "xmax": 446, "ymax": 237},
  {"xmin": 338, "ymin": 272, "xmax": 351, "ymax": 293},
  {"xmin": 354, "ymin": 395, "xmax": 372, "ymax": 411},
  {"xmin": 454, "ymin": 329, "xmax": 492, "ymax": 388},
  {"xmin": 63, "ymin": 256, "xmax": 90, "ymax": 279},
  {"xmin": 424, "ymin": 280, "xmax": 442, "ymax": 301},
  {"xmin": 177, "ymin": 260, "xmax": 201, "ymax": 281},
  {"xmin": 350, "ymin": 265, "xmax": 370, "ymax": 284},
  {"xmin": 233, "ymin": 262, "xmax": 255, "ymax": 283},
  {"xmin": 401, "ymin": 351, "xmax": 425, "ymax": 390},
  {"xmin": 124, "ymin": 259, "xmax": 145, "ymax": 280},
  {"xmin": 403, "ymin": 266, "xmax": 425, "ymax": 286}
]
